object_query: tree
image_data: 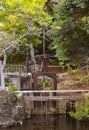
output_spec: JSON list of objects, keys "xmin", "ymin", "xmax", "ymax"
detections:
[
  {"xmin": 0, "ymin": 0, "xmax": 52, "ymax": 63},
  {"xmin": 48, "ymin": 0, "xmax": 89, "ymax": 65}
]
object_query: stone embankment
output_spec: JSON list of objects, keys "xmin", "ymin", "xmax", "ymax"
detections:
[
  {"xmin": 0, "ymin": 89, "xmax": 87, "ymax": 127},
  {"xmin": 0, "ymin": 90, "xmax": 26, "ymax": 127}
]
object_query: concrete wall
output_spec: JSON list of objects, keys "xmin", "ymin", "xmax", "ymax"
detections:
[
  {"xmin": 23, "ymin": 94, "xmax": 34, "ymax": 118},
  {"xmin": 23, "ymin": 95, "xmax": 68, "ymax": 115},
  {"xmin": 56, "ymin": 99, "xmax": 67, "ymax": 114},
  {"xmin": 11, "ymin": 78, "xmax": 20, "ymax": 90},
  {"xmin": 22, "ymin": 95, "xmax": 83, "ymax": 116}
]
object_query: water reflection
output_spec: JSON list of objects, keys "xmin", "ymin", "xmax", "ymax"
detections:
[{"xmin": 1, "ymin": 115, "xmax": 89, "ymax": 130}]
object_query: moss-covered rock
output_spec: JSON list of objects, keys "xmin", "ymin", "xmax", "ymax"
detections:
[{"xmin": 0, "ymin": 90, "xmax": 26, "ymax": 127}]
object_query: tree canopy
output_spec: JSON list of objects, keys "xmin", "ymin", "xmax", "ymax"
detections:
[
  {"xmin": 0, "ymin": 0, "xmax": 51, "ymax": 48},
  {"xmin": 48, "ymin": 0, "xmax": 89, "ymax": 65},
  {"xmin": 0, "ymin": 0, "xmax": 89, "ymax": 64},
  {"xmin": 0, "ymin": 0, "xmax": 52, "ymax": 62}
]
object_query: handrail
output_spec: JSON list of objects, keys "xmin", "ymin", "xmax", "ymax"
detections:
[{"xmin": 16, "ymin": 90, "xmax": 89, "ymax": 93}]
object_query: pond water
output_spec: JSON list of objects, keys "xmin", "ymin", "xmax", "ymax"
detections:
[{"xmin": 1, "ymin": 115, "xmax": 89, "ymax": 130}]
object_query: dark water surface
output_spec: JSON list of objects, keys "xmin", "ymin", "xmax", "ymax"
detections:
[{"xmin": 1, "ymin": 115, "xmax": 89, "ymax": 130}]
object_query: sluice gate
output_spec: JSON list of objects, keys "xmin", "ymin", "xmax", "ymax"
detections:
[{"xmin": 19, "ymin": 90, "xmax": 88, "ymax": 115}]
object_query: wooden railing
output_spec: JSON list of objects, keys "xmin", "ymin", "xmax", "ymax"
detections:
[
  {"xmin": 5, "ymin": 64, "xmax": 27, "ymax": 73},
  {"xmin": 5, "ymin": 64, "xmax": 66, "ymax": 73},
  {"xmin": 15, "ymin": 90, "xmax": 88, "ymax": 101},
  {"xmin": 16, "ymin": 89, "xmax": 89, "ymax": 93}
]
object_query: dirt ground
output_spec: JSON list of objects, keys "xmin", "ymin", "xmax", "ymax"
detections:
[{"xmin": 57, "ymin": 72, "xmax": 89, "ymax": 90}]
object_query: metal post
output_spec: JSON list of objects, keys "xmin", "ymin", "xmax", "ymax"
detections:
[
  {"xmin": 43, "ymin": 28, "xmax": 45, "ymax": 56},
  {"xmin": 26, "ymin": 47, "xmax": 29, "ymax": 73},
  {"xmin": 42, "ymin": 28, "xmax": 46, "ymax": 72}
]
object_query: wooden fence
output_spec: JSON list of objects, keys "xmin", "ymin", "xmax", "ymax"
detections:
[
  {"xmin": 5, "ymin": 64, "xmax": 66, "ymax": 73},
  {"xmin": 5, "ymin": 64, "xmax": 27, "ymax": 73}
]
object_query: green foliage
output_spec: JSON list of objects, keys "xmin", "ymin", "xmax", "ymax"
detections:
[
  {"xmin": 80, "ymin": 75, "xmax": 89, "ymax": 85},
  {"xmin": 5, "ymin": 67, "xmax": 17, "ymax": 72},
  {"xmin": 0, "ymin": 0, "xmax": 50, "ymax": 35},
  {"xmin": 37, "ymin": 76, "xmax": 52, "ymax": 90},
  {"xmin": 1, "ymin": 0, "xmax": 89, "ymax": 64},
  {"xmin": 37, "ymin": 82, "xmax": 43, "ymax": 90},
  {"xmin": 5, "ymin": 78, "xmax": 10, "ymax": 86},
  {"xmin": 72, "ymin": 0, "xmax": 88, "ymax": 8},
  {"xmin": 48, "ymin": 0, "xmax": 89, "ymax": 64},
  {"xmin": 68, "ymin": 67, "xmax": 89, "ymax": 85},
  {"xmin": 8, "ymin": 83, "xmax": 18, "ymax": 92},
  {"xmin": 8, "ymin": 83, "xmax": 22, "ymax": 104},
  {"xmin": 69, "ymin": 96, "xmax": 89, "ymax": 120},
  {"xmin": 37, "ymin": 81, "xmax": 52, "ymax": 90},
  {"xmin": 0, "ymin": 0, "xmax": 52, "ymax": 63}
]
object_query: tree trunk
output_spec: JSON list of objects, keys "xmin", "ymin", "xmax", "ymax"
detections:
[
  {"xmin": 30, "ymin": 40, "xmax": 36, "ymax": 72},
  {"xmin": 0, "ymin": 53, "xmax": 7, "ymax": 89},
  {"xmin": 30, "ymin": 41, "xmax": 36, "ymax": 64}
]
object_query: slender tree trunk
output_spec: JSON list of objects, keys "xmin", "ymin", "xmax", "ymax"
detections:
[
  {"xmin": 30, "ymin": 41, "xmax": 36, "ymax": 64},
  {"xmin": 0, "ymin": 53, "xmax": 7, "ymax": 89},
  {"xmin": 30, "ymin": 40, "xmax": 36, "ymax": 72}
]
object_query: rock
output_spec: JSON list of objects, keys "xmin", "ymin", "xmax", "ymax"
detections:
[
  {"xmin": 85, "ymin": 92, "xmax": 89, "ymax": 99},
  {"xmin": 57, "ymin": 75, "xmax": 64, "ymax": 82},
  {"xmin": 69, "ymin": 81, "xmax": 84, "ymax": 87},
  {"xmin": 12, "ymin": 105, "xmax": 26, "ymax": 123},
  {"xmin": 0, "ymin": 90, "xmax": 26, "ymax": 127},
  {"xmin": 0, "ymin": 118, "xmax": 15, "ymax": 127}
]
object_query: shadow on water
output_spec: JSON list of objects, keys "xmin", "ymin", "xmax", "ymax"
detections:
[{"xmin": 1, "ymin": 115, "xmax": 89, "ymax": 130}]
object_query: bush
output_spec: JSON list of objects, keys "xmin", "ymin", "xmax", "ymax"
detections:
[
  {"xmin": 37, "ymin": 76, "xmax": 52, "ymax": 90},
  {"xmin": 8, "ymin": 83, "xmax": 18, "ymax": 92},
  {"xmin": 69, "ymin": 97, "xmax": 89, "ymax": 120}
]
